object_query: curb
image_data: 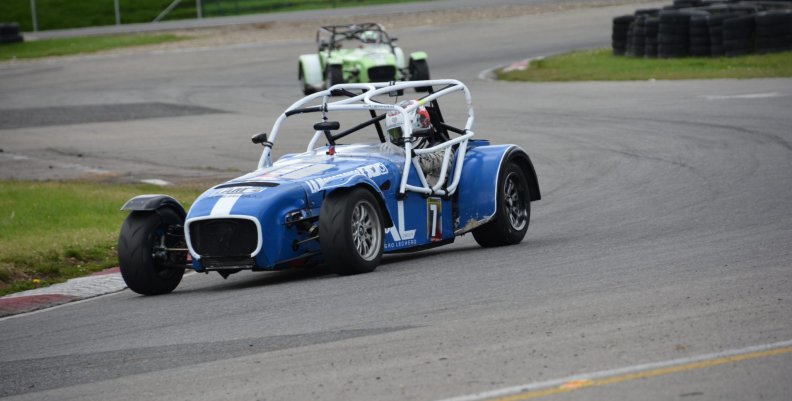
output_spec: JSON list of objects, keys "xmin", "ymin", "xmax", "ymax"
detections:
[
  {"xmin": 0, "ymin": 267, "xmax": 127, "ymax": 318},
  {"xmin": 478, "ymin": 55, "xmax": 553, "ymax": 82}
]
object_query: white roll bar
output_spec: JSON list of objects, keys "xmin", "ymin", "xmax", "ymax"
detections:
[{"xmin": 256, "ymin": 80, "xmax": 475, "ymax": 197}]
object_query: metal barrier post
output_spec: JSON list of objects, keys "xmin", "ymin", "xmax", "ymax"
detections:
[
  {"xmin": 30, "ymin": 0, "xmax": 38, "ymax": 31},
  {"xmin": 114, "ymin": 0, "xmax": 121, "ymax": 25},
  {"xmin": 197, "ymin": 0, "xmax": 203, "ymax": 18}
]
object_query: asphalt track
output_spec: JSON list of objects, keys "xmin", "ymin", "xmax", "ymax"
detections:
[{"xmin": 1, "ymin": 1, "xmax": 792, "ymax": 400}]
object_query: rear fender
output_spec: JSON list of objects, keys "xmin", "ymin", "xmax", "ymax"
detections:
[
  {"xmin": 121, "ymin": 194, "xmax": 187, "ymax": 220},
  {"xmin": 455, "ymin": 145, "xmax": 540, "ymax": 234},
  {"xmin": 409, "ymin": 51, "xmax": 428, "ymax": 62},
  {"xmin": 299, "ymin": 54, "xmax": 324, "ymax": 88}
]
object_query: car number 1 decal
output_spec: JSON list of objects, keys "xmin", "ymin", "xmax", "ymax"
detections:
[{"xmin": 427, "ymin": 197, "xmax": 442, "ymax": 242}]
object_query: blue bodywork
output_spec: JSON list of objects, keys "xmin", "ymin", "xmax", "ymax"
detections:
[{"xmin": 183, "ymin": 141, "xmax": 537, "ymax": 272}]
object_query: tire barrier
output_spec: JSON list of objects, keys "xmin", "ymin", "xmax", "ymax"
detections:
[
  {"xmin": 645, "ymin": 17, "xmax": 660, "ymax": 57},
  {"xmin": 612, "ymin": 1, "xmax": 792, "ymax": 58},
  {"xmin": 0, "ymin": 22, "xmax": 23, "ymax": 45},
  {"xmin": 612, "ymin": 15, "xmax": 635, "ymax": 55},
  {"xmin": 756, "ymin": 10, "xmax": 792, "ymax": 53}
]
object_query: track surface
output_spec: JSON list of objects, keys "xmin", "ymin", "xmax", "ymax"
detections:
[{"xmin": 1, "ymin": 2, "xmax": 792, "ymax": 400}]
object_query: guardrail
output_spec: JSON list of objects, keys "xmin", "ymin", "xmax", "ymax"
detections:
[{"xmin": 15, "ymin": 0, "xmax": 349, "ymax": 32}]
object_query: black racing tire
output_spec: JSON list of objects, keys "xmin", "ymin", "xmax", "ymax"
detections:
[
  {"xmin": 724, "ymin": 39, "xmax": 754, "ymax": 49},
  {"xmin": 689, "ymin": 37, "xmax": 710, "ymax": 45},
  {"xmin": 755, "ymin": 11, "xmax": 792, "ymax": 26},
  {"xmin": 0, "ymin": 23, "xmax": 20, "ymax": 35},
  {"xmin": 658, "ymin": 33, "xmax": 687, "ymax": 44},
  {"xmin": 689, "ymin": 46, "xmax": 711, "ymax": 56},
  {"xmin": 299, "ymin": 64, "xmax": 316, "ymax": 95},
  {"xmin": 0, "ymin": 35, "xmax": 23, "ymax": 44},
  {"xmin": 409, "ymin": 59, "xmax": 431, "ymax": 92},
  {"xmin": 326, "ymin": 64, "xmax": 343, "ymax": 87},
  {"xmin": 320, "ymin": 188, "xmax": 384, "ymax": 275},
  {"xmin": 689, "ymin": 27, "xmax": 710, "ymax": 36},
  {"xmin": 659, "ymin": 25, "xmax": 690, "ymax": 35},
  {"xmin": 756, "ymin": 25, "xmax": 792, "ymax": 36},
  {"xmin": 472, "ymin": 162, "xmax": 531, "ymax": 248},
  {"xmin": 118, "ymin": 208, "xmax": 185, "ymax": 295}
]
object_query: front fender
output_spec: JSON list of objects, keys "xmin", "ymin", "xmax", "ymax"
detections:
[
  {"xmin": 299, "ymin": 54, "xmax": 324, "ymax": 88},
  {"xmin": 323, "ymin": 177, "xmax": 394, "ymax": 228},
  {"xmin": 121, "ymin": 194, "xmax": 186, "ymax": 219},
  {"xmin": 394, "ymin": 47, "xmax": 407, "ymax": 69}
]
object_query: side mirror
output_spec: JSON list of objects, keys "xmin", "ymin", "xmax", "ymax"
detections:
[
  {"xmin": 251, "ymin": 132, "xmax": 272, "ymax": 147},
  {"xmin": 313, "ymin": 121, "xmax": 340, "ymax": 131}
]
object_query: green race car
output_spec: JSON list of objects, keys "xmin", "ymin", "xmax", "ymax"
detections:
[{"xmin": 298, "ymin": 23, "xmax": 430, "ymax": 94}]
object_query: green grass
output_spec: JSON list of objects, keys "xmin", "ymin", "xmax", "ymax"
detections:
[
  {"xmin": 1, "ymin": 0, "xmax": 424, "ymax": 31},
  {"xmin": 0, "ymin": 34, "xmax": 187, "ymax": 61},
  {"xmin": 0, "ymin": 181, "xmax": 204, "ymax": 296},
  {"xmin": 497, "ymin": 49, "xmax": 792, "ymax": 82}
]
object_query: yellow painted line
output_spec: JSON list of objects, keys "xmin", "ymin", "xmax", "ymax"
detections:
[
  {"xmin": 491, "ymin": 345, "xmax": 792, "ymax": 401},
  {"xmin": 435, "ymin": 339, "xmax": 792, "ymax": 401}
]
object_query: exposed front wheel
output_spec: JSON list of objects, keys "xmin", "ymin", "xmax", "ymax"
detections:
[
  {"xmin": 409, "ymin": 59, "xmax": 430, "ymax": 92},
  {"xmin": 472, "ymin": 162, "xmax": 531, "ymax": 247},
  {"xmin": 319, "ymin": 188, "xmax": 384, "ymax": 275},
  {"xmin": 118, "ymin": 208, "xmax": 186, "ymax": 295},
  {"xmin": 326, "ymin": 64, "xmax": 344, "ymax": 88}
]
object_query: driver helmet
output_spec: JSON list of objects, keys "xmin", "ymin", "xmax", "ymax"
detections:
[
  {"xmin": 385, "ymin": 100, "xmax": 431, "ymax": 144},
  {"xmin": 360, "ymin": 30, "xmax": 379, "ymax": 44}
]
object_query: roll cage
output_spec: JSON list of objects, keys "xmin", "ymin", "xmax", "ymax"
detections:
[
  {"xmin": 316, "ymin": 23, "xmax": 396, "ymax": 52},
  {"xmin": 255, "ymin": 80, "xmax": 475, "ymax": 198}
]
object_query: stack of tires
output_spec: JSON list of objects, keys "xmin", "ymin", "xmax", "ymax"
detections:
[
  {"xmin": 708, "ymin": 12, "xmax": 747, "ymax": 56},
  {"xmin": 612, "ymin": 15, "xmax": 635, "ymax": 55},
  {"xmin": 722, "ymin": 14, "xmax": 756, "ymax": 55},
  {"xmin": 645, "ymin": 17, "xmax": 660, "ymax": 57},
  {"xmin": 628, "ymin": 16, "xmax": 647, "ymax": 57},
  {"xmin": 612, "ymin": 1, "xmax": 792, "ymax": 58},
  {"xmin": 689, "ymin": 14, "xmax": 712, "ymax": 56},
  {"xmin": 658, "ymin": 10, "xmax": 694, "ymax": 57},
  {"xmin": 0, "ymin": 22, "xmax": 23, "ymax": 45},
  {"xmin": 672, "ymin": 0, "xmax": 707, "ymax": 9},
  {"xmin": 755, "ymin": 10, "xmax": 792, "ymax": 53}
]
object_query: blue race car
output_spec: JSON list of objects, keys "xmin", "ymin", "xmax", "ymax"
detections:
[{"xmin": 118, "ymin": 80, "xmax": 540, "ymax": 295}]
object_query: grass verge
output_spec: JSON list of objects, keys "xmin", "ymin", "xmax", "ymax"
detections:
[
  {"xmin": 497, "ymin": 49, "xmax": 792, "ymax": 81},
  {"xmin": 0, "ymin": 34, "xmax": 187, "ymax": 61},
  {"xmin": 0, "ymin": 181, "xmax": 204, "ymax": 297}
]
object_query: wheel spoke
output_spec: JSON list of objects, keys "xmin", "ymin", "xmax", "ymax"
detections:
[{"xmin": 504, "ymin": 173, "xmax": 527, "ymax": 231}]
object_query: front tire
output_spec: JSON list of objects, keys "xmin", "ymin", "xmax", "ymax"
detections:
[
  {"xmin": 299, "ymin": 64, "xmax": 315, "ymax": 95},
  {"xmin": 472, "ymin": 162, "xmax": 531, "ymax": 247},
  {"xmin": 118, "ymin": 208, "xmax": 186, "ymax": 295},
  {"xmin": 327, "ymin": 64, "xmax": 344, "ymax": 88},
  {"xmin": 409, "ymin": 59, "xmax": 430, "ymax": 92},
  {"xmin": 319, "ymin": 188, "xmax": 384, "ymax": 275}
]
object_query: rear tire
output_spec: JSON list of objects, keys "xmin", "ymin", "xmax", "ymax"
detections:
[
  {"xmin": 472, "ymin": 162, "xmax": 531, "ymax": 247},
  {"xmin": 118, "ymin": 208, "xmax": 185, "ymax": 295},
  {"xmin": 320, "ymin": 188, "xmax": 384, "ymax": 275}
]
